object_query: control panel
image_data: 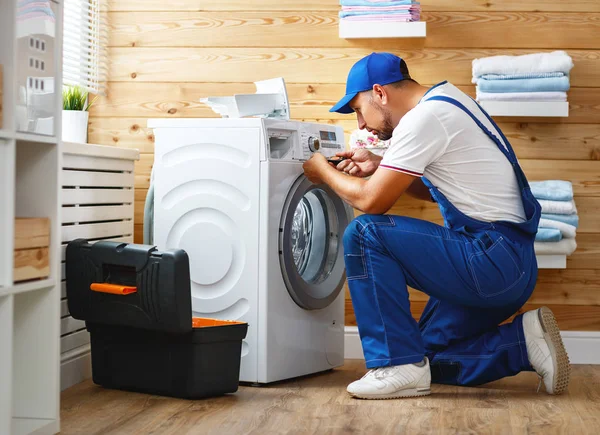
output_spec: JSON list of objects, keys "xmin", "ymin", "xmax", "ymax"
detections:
[
  {"xmin": 267, "ymin": 121, "xmax": 344, "ymax": 162},
  {"xmin": 298, "ymin": 124, "xmax": 344, "ymax": 161}
]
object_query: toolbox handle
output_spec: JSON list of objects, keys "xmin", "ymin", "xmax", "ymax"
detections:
[{"xmin": 90, "ymin": 283, "xmax": 137, "ymax": 295}]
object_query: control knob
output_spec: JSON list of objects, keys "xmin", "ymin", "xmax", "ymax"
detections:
[{"xmin": 308, "ymin": 137, "xmax": 320, "ymax": 152}]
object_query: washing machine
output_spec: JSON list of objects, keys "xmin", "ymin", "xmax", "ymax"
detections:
[{"xmin": 148, "ymin": 114, "xmax": 353, "ymax": 384}]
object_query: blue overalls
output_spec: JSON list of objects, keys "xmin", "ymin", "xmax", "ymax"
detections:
[{"xmin": 343, "ymin": 84, "xmax": 542, "ymax": 386}]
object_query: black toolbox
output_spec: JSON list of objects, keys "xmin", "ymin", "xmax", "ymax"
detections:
[{"xmin": 65, "ymin": 239, "xmax": 248, "ymax": 399}]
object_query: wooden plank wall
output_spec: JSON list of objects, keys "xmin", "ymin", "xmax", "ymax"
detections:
[{"xmin": 92, "ymin": 0, "xmax": 600, "ymax": 330}]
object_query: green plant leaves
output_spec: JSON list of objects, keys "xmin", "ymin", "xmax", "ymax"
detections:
[{"xmin": 62, "ymin": 85, "xmax": 97, "ymax": 111}]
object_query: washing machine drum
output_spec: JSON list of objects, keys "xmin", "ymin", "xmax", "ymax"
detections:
[{"xmin": 279, "ymin": 175, "xmax": 351, "ymax": 310}]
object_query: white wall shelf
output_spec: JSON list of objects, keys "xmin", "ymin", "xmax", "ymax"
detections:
[
  {"xmin": 0, "ymin": 0, "xmax": 63, "ymax": 433},
  {"xmin": 0, "ymin": 129, "xmax": 15, "ymax": 140},
  {"xmin": 0, "ymin": 278, "xmax": 57, "ymax": 298},
  {"xmin": 15, "ymin": 132, "xmax": 58, "ymax": 144},
  {"xmin": 479, "ymin": 101, "xmax": 569, "ymax": 117},
  {"xmin": 339, "ymin": 21, "xmax": 426, "ymax": 39},
  {"xmin": 537, "ymin": 255, "xmax": 567, "ymax": 269}
]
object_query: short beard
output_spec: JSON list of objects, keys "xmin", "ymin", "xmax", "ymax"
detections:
[{"xmin": 369, "ymin": 96, "xmax": 395, "ymax": 141}]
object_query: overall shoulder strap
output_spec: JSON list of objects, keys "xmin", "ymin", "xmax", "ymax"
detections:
[{"xmin": 424, "ymin": 95, "xmax": 513, "ymax": 161}]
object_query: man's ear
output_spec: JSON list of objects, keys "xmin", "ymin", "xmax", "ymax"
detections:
[{"xmin": 372, "ymin": 84, "xmax": 388, "ymax": 105}]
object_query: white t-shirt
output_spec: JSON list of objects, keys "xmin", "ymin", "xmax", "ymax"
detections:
[{"xmin": 380, "ymin": 82, "xmax": 526, "ymax": 223}]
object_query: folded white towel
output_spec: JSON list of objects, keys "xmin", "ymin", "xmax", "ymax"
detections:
[
  {"xmin": 476, "ymin": 90, "xmax": 567, "ymax": 102},
  {"xmin": 539, "ymin": 218, "xmax": 576, "ymax": 239},
  {"xmin": 472, "ymin": 51, "xmax": 574, "ymax": 81},
  {"xmin": 537, "ymin": 199, "xmax": 577, "ymax": 215},
  {"xmin": 535, "ymin": 238, "xmax": 577, "ymax": 256}
]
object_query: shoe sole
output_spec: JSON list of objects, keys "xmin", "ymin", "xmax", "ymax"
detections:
[
  {"xmin": 538, "ymin": 306, "xmax": 571, "ymax": 395},
  {"xmin": 348, "ymin": 388, "xmax": 431, "ymax": 400}
]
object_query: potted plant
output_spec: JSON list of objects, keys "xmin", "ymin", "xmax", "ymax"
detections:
[{"xmin": 62, "ymin": 85, "xmax": 97, "ymax": 143}]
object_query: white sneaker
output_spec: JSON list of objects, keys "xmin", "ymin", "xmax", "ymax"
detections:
[
  {"xmin": 522, "ymin": 306, "xmax": 570, "ymax": 394},
  {"xmin": 347, "ymin": 357, "xmax": 431, "ymax": 399}
]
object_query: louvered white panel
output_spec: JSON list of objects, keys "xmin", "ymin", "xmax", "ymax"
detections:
[
  {"xmin": 60, "ymin": 142, "xmax": 139, "ymax": 391},
  {"xmin": 63, "ymin": 153, "xmax": 134, "ymax": 172},
  {"xmin": 62, "ymin": 188, "xmax": 134, "ymax": 205},
  {"xmin": 62, "ymin": 170, "xmax": 134, "ymax": 188},
  {"xmin": 62, "ymin": 204, "xmax": 134, "ymax": 224},
  {"xmin": 61, "ymin": 316, "xmax": 85, "ymax": 335},
  {"xmin": 62, "ymin": 221, "xmax": 133, "ymax": 242},
  {"xmin": 60, "ymin": 300, "xmax": 70, "ymax": 318},
  {"xmin": 61, "ymin": 330, "xmax": 90, "ymax": 354}
]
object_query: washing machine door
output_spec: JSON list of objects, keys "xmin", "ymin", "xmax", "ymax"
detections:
[{"xmin": 279, "ymin": 174, "xmax": 352, "ymax": 310}]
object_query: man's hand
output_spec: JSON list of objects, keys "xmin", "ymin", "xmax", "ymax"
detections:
[
  {"xmin": 335, "ymin": 149, "xmax": 382, "ymax": 178},
  {"xmin": 302, "ymin": 153, "xmax": 331, "ymax": 184}
]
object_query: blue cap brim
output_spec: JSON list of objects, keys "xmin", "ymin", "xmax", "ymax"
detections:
[{"xmin": 329, "ymin": 92, "xmax": 357, "ymax": 114}]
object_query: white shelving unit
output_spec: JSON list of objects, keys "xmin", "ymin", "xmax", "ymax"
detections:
[
  {"xmin": 59, "ymin": 142, "xmax": 139, "ymax": 391},
  {"xmin": 339, "ymin": 21, "xmax": 426, "ymax": 39},
  {"xmin": 537, "ymin": 255, "xmax": 567, "ymax": 269},
  {"xmin": 479, "ymin": 101, "xmax": 569, "ymax": 117},
  {"xmin": 0, "ymin": 0, "xmax": 62, "ymax": 433}
]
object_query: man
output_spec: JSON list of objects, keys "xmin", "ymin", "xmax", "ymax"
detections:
[{"xmin": 302, "ymin": 52, "xmax": 570, "ymax": 400}]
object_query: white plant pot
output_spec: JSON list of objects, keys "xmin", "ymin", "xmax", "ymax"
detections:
[{"xmin": 62, "ymin": 110, "xmax": 89, "ymax": 144}]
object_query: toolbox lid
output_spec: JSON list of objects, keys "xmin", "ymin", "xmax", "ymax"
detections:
[{"xmin": 65, "ymin": 239, "xmax": 193, "ymax": 334}]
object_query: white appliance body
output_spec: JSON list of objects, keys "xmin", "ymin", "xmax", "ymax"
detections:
[{"xmin": 150, "ymin": 118, "xmax": 352, "ymax": 384}]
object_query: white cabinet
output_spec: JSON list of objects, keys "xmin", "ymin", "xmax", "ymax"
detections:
[{"xmin": 0, "ymin": 0, "xmax": 63, "ymax": 433}]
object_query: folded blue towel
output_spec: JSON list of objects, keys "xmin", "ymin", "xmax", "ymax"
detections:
[
  {"xmin": 530, "ymin": 180, "xmax": 573, "ymax": 201},
  {"xmin": 535, "ymin": 228, "xmax": 562, "ymax": 242},
  {"xmin": 16, "ymin": 6, "xmax": 55, "ymax": 17},
  {"xmin": 477, "ymin": 76, "xmax": 570, "ymax": 93},
  {"xmin": 339, "ymin": 10, "xmax": 418, "ymax": 17},
  {"xmin": 541, "ymin": 213, "xmax": 579, "ymax": 228},
  {"xmin": 341, "ymin": 0, "xmax": 418, "ymax": 5},
  {"xmin": 479, "ymin": 72, "xmax": 566, "ymax": 81}
]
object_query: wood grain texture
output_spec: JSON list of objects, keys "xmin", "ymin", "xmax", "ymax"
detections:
[
  {"xmin": 59, "ymin": 363, "xmax": 600, "ymax": 434},
  {"xmin": 108, "ymin": 11, "xmax": 600, "ymax": 49},
  {"xmin": 90, "ymin": 81, "xmax": 600, "ymax": 126},
  {"xmin": 107, "ymin": 0, "xmax": 600, "ymax": 13},
  {"xmin": 13, "ymin": 247, "xmax": 50, "ymax": 282},
  {"xmin": 14, "ymin": 217, "xmax": 50, "ymax": 250},
  {"xmin": 91, "ymin": 85, "xmax": 600, "ymax": 123},
  {"xmin": 107, "ymin": 48, "xmax": 600, "ymax": 88}
]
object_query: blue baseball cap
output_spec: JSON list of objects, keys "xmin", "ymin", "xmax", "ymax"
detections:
[{"xmin": 330, "ymin": 52, "xmax": 411, "ymax": 114}]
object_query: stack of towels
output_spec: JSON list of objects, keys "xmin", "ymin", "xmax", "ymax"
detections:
[
  {"xmin": 531, "ymin": 180, "xmax": 578, "ymax": 256},
  {"xmin": 339, "ymin": 0, "xmax": 421, "ymax": 23},
  {"xmin": 472, "ymin": 51, "xmax": 574, "ymax": 104},
  {"xmin": 17, "ymin": 0, "xmax": 56, "ymax": 24}
]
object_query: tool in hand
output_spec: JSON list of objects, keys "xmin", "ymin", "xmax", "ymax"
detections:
[{"xmin": 327, "ymin": 157, "xmax": 347, "ymax": 166}]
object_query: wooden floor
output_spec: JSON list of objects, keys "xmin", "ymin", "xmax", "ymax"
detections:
[{"xmin": 60, "ymin": 361, "xmax": 600, "ymax": 435}]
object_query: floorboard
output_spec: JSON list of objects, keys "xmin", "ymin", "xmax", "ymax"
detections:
[{"xmin": 60, "ymin": 360, "xmax": 599, "ymax": 434}]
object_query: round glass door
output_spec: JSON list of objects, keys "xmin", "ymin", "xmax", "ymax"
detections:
[{"xmin": 279, "ymin": 175, "xmax": 351, "ymax": 310}]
